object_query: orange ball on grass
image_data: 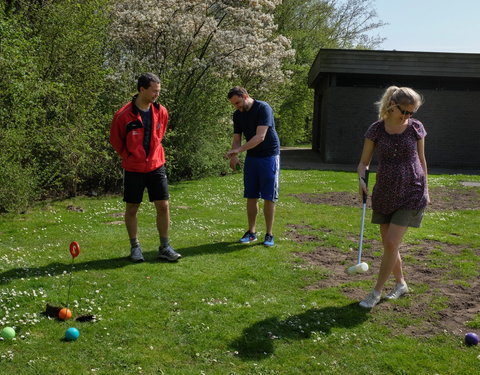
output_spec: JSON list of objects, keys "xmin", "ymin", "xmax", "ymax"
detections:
[{"xmin": 58, "ymin": 308, "xmax": 72, "ymax": 320}]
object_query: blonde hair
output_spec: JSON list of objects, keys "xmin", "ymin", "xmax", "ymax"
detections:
[{"xmin": 376, "ymin": 86, "xmax": 424, "ymax": 120}]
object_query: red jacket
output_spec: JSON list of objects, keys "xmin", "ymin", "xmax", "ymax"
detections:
[{"xmin": 110, "ymin": 97, "xmax": 168, "ymax": 173}]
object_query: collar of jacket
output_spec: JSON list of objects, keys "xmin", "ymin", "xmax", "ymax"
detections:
[{"xmin": 131, "ymin": 94, "xmax": 160, "ymax": 115}]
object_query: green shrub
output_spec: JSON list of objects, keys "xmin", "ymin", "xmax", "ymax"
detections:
[
  {"xmin": 0, "ymin": 8, "xmax": 42, "ymax": 211},
  {"xmin": 0, "ymin": 129, "xmax": 39, "ymax": 213},
  {"xmin": 164, "ymin": 78, "xmax": 233, "ymax": 181}
]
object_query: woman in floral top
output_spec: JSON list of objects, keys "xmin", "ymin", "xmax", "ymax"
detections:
[{"xmin": 357, "ymin": 86, "xmax": 430, "ymax": 308}]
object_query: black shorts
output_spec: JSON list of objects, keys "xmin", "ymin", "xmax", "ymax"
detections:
[{"xmin": 123, "ymin": 166, "xmax": 169, "ymax": 203}]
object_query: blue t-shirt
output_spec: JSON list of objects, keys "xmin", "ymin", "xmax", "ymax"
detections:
[{"xmin": 233, "ymin": 100, "xmax": 280, "ymax": 157}]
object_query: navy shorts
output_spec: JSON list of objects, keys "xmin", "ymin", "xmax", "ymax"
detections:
[
  {"xmin": 243, "ymin": 155, "xmax": 280, "ymax": 202},
  {"xmin": 123, "ymin": 165, "xmax": 169, "ymax": 203}
]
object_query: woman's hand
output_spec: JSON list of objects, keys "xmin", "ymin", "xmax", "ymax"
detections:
[{"xmin": 358, "ymin": 176, "xmax": 368, "ymax": 198}]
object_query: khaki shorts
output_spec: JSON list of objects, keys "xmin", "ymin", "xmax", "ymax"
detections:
[{"xmin": 372, "ymin": 208, "xmax": 425, "ymax": 228}]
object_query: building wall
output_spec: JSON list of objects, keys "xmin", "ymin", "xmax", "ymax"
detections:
[{"xmin": 317, "ymin": 86, "xmax": 480, "ymax": 169}]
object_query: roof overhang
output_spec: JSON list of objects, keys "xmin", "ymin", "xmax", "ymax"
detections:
[{"xmin": 308, "ymin": 49, "xmax": 480, "ymax": 87}]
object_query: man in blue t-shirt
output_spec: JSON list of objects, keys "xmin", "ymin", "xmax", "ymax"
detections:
[{"xmin": 226, "ymin": 86, "xmax": 280, "ymax": 247}]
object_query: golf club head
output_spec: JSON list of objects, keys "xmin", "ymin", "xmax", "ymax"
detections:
[{"xmin": 346, "ymin": 262, "xmax": 369, "ymax": 275}]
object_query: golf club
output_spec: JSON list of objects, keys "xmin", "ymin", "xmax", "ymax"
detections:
[{"xmin": 346, "ymin": 169, "xmax": 370, "ymax": 275}]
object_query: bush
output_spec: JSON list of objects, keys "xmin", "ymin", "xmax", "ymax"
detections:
[
  {"xmin": 0, "ymin": 7, "xmax": 42, "ymax": 211},
  {"xmin": 0, "ymin": 1, "xmax": 116, "ymax": 211},
  {"xmin": 0, "ymin": 129, "xmax": 39, "ymax": 213},
  {"xmin": 163, "ymin": 77, "xmax": 233, "ymax": 181},
  {"xmin": 26, "ymin": 0, "xmax": 112, "ymax": 197}
]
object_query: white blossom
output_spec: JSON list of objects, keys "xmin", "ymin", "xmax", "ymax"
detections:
[{"xmin": 109, "ymin": 0, "xmax": 294, "ymax": 92}]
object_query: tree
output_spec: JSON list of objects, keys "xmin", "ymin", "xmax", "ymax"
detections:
[{"xmin": 274, "ymin": 0, "xmax": 386, "ymax": 145}]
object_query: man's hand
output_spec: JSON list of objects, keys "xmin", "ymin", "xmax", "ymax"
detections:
[
  {"xmin": 225, "ymin": 148, "xmax": 241, "ymax": 159},
  {"xmin": 229, "ymin": 155, "xmax": 240, "ymax": 170}
]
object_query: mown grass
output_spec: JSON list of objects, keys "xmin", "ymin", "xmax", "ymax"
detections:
[{"xmin": 0, "ymin": 170, "xmax": 479, "ymax": 374}]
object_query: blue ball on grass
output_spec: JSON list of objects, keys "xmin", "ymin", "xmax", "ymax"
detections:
[
  {"xmin": 465, "ymin": 332, "xmax": 479, "ymax": 346},
  {"xmin": 65, "ymin": 327, "xmax": 80, "ymax": 341}
]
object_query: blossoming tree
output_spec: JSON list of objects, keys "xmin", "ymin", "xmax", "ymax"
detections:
[{"xmin": 110, "ymin": 0, "xmax": 293, "ymax": 107}]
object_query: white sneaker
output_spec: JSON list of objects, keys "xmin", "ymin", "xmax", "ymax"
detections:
[
  {"xmin": 359, "ymin": 291, "xmax": 381, "ymax": 308},
  {"xmin": 385, "ymin": 283, "xmax": 408, "ymax": 300}
]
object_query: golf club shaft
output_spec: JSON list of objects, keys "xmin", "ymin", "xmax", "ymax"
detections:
[
  {"xmin": 357, "ymin": 169, "xmax": 369, "ymax": 264},
  {"xmin": 358, "ymin": 202, "xmax": 367, "ymax": 264}
]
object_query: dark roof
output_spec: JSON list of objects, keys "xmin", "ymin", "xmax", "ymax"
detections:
[{"xmin": 308, "ymin": 49, "xmax": 480, "ymax": 87}]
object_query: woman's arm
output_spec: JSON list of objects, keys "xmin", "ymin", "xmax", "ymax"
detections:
[
  {"xmin": 417, "ymin": 138, "xmax": 430, "ymax": 203},
  {"xmin": 357, "ymin": 138, "xmax": 375, "ymax": 196}
]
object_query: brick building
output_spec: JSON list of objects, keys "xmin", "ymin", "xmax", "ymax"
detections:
[{"xmin": 307, "ymin": 49, "xmax": 480, "ymax": 170}]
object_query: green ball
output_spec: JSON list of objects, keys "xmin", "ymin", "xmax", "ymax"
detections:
[{"xmin": 1, "ymin": 327, "xmax": 16, "ymax": 339}]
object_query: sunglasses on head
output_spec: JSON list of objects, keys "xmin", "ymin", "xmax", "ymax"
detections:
[{"xmin": 396, "ymin": 104, "xmax": 415, "ymax": 116}]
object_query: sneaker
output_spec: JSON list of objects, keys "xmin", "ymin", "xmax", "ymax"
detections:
[
  {"xmin": 239, "ymin": 231, "xmax": 257, "ymax": 244},
  {"xmin": 130, "ymin": 245, "xmax": 145, "ymax": 262},
  {"xmin": 385, "ymin": 282, "xmax": 409, "ymax": 300},
  {"xmin": 158, "ymin": 245, "xmax": 181, "ymax": 261},
  {"xmin": 263, "ymin": 234, "xmax": 275, "ymax": 247},
  {"xmin": 359, "ymin": 290, "xmax": 381, "ymax": 308}
]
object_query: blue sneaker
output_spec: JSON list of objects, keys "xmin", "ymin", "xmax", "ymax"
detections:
[
  {"xmin": 263, "ymin": 234, "xmax": 275, "ymax": 247},
  {"xmin": 239, "ymin": 231, "xmax": 257, "ymax": 244}
]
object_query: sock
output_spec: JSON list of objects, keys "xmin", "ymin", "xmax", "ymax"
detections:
[
  {"xmin": 130, "ymin": 238, "xmax": 140, "ymax": 248},
  {"xmin": 160, "ymin": 237, "xmax": 169, "ymax": 248},
  {"xmin": 372, "ymin": 289, "xmax": 381, "ymax": 297}
]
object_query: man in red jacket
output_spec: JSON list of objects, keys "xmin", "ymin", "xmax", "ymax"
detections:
[{"xmin": 110, "ymin": 73, "xmax": 181, "ymax": 262}]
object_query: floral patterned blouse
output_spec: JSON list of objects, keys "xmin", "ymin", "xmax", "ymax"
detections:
[{"xmin": 365, "ymin": 118, "xmax": 428, "ymax": 215}]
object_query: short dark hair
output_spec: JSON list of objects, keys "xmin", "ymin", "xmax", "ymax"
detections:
[
  {"xmin": 227, "ymin": 86, "xmax": 248, "ymax": 99},
  {"xmin": 137, "ymin": 73, "xmax": 160, "ymax": 91}
]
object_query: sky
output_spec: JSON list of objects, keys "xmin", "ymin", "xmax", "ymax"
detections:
[{"xmin": 367, "ymin": 0, "xmax": 480, "ymax": 53}]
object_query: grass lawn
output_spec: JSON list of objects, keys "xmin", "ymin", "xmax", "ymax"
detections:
[{"xmin": 0, "ymin": 170, "xmax": 479, "ymax": 374}]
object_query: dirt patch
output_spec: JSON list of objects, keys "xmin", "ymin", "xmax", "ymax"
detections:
[
  {"xmin": 106, "ymin": 221, "xmax": 124, "ymax": 225},
  {"xmin": 109, "ymin": 212, "xmax": 124, "ymax": 218},
  {"xmin": 67, "ymin": 205, "xmax": 85, "ymax": 212},
  {"xmin": 287, "ymin": 224, "xmax": 480, "ymax": 337},
  {"xmin": 290, "ymin": 185, "xmax": 480, "ymax": 211}
]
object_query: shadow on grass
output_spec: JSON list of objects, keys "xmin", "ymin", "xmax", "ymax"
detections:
[
  {"xmin": 0, "ymin": 257, "xmax": 132, "ymax": 285},
  {"xmin": 178, "ymin": 241, "xmax": 253, "ymax": 257},
  {"xmin": 230, "ymin": 303, "xmax": 369, "ymax": 360},
  {"xmin": 0, "ymin": 241, "xmax": 248, "ymax": 284}
]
